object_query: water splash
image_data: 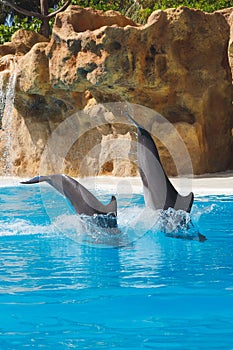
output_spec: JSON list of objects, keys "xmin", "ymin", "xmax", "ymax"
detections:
[
  {"xmin": 0, "ymin": 59, "xmax": 18, "ymax": 175},
  {"xmin": 0, "ymin": 218, "xmax": 57, "ymax": 237},
  {"xmin": 0, "ymin": 194, "xmax": 207, "ymax": 245},
  {"xmin": 158, "ymin": 207, "xmax": 206, "ymax": 241}
]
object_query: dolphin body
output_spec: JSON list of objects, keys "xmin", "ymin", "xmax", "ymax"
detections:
[
  {"xmin": 21, "ymin": 174, "xmax": 117, "ymax": 228},
  {"xmin": 126, "ymin": 113, "xmax": 194, "ymax": 213},
  {"xmin": 126, "ymin": 113, "xmax": 207, "ymax": 242}
]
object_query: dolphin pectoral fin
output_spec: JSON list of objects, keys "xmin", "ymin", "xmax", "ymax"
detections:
[
  {"xmin": 20, "ymin": 176, "xmax": 49, "ymax": 184},
  {"xmin": 103, "ymin": 195, "xmax": 117, "ymax": 216}
]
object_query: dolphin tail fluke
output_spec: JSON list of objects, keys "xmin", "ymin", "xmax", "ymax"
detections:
[
  {"xmin": 20, "ymin": 176, "xmax": 49, "ymax": 184},
  {"xmin": 104, "ymin": 195, "xmax": 117, "ymax": 216},
  {"xmin": 175, "ymin": 192, "xmax": 194, "ymax": 213}
]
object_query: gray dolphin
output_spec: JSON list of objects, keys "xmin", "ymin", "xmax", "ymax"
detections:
[
  {"xmin": 21, "ymin": 174, "xmax": 117, "ymax": 228},
  {"xmin": 126, "ymin": 113, "xmax": 194, "ymax": 213}
]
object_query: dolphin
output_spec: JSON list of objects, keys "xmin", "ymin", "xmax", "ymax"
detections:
[
  {"xmin": 125, "ymin": 112, "xmax": 194, "ymax": 213},
  {"xmin": 21, "ymin": 174, "xmax": 117, "ymax": 228},
  {"xmin": 126, "ymin": 113, "xmax": 207, "ymax": 242}
]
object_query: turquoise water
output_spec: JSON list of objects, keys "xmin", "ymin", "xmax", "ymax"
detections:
[{"xmin": 0, "ymin": 182, "xmax": 233, "ymax": 349}]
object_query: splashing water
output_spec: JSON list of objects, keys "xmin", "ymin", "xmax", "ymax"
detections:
[
  {"xmin": 0, "ymin": 180, "xmax": 208, "ymax": 246},
  {"xmin": 1, "ymin": 59, "xmax": 18, "ymax": 175},
  {"xmin": 0, "ymin": 205, "xmax": 205, "ymax": 246},
  {"xmin": 158, "ymin": 207, "xmax": 206, "ymax": 241},
  {"xmin": 42, "ymin": 206, "xmax": 203, "ymax": 247}
]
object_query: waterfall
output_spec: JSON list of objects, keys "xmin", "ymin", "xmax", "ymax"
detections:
[
  {"xmin": 0, "ymin": 74, "xmax": 5, "ymax": 120},
  {"xmin": 0, "ymin": 59, "xmax": 18, "ymax": 176}
]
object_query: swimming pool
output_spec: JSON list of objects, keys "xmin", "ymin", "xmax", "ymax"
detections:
[{"xmin": 0, "ymin": 177, "xmax": 233, "ymax": 349}]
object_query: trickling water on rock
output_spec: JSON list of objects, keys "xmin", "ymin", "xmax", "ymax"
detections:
[
  {"xmin": 0, "ymin": 73, "xmax": 5, "ymax": 121},
  {"xmin": 0, "ymin": 59, "xmax": 18, "ymax": 175}
]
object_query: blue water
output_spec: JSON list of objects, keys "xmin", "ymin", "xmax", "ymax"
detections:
[{"xmin": 0, "ymin": 182, "xmax": 233, "ymax": 349}]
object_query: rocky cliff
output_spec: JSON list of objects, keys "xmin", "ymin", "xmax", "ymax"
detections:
[{"xmin": 0, "ymin": 6, "xmax": 232, "ymax": 177}]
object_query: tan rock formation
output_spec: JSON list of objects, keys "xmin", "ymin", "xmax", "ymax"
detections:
[
  {"xmin": 0, "ymin": 29, "xmax": 49, "ymax": 68},
  {"xmin": 0, "ymin": 8, "xmax": 138, "ymax": 177},
  {"xmin": 215, "ymin": 7, "xmax": 233, "ymax": 81},
  {"xmin": 46, "ymin": 6, "xmax": 137, "ymax": 91},
  {"xmin": 45, "ymin": 5, "xmax": 233, "ymax": 175},
  {"xmin": 0, "ymin": 6, "xmax": 232, "ymax": 177}
]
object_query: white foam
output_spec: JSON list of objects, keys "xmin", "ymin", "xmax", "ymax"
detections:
[{"xmin": 0, "ymin": 218, "xmax": 56, "ymax": 237}]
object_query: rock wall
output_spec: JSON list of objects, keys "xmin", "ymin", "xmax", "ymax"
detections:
[
  {"xmin": 0, "ymin": 5, "xmax": 232, "ymax": 177},
  {"xmin": 227, "ymin": 10, "xmax": 233, "ymax": 82}
]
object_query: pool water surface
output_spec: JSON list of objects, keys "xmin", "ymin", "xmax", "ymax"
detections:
[{"xmin": 0, "ymin": 181, "xmax": 233, "ymax": 349}]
